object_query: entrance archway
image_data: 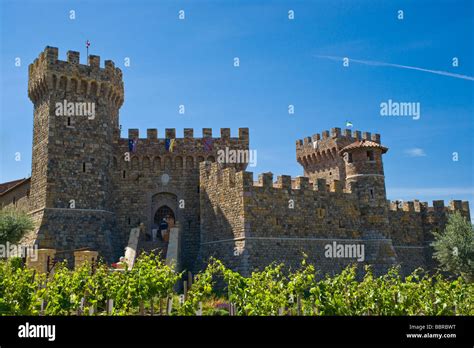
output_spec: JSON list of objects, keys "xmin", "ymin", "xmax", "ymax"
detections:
[{"xmin": 154, "ymin": 205, "xmax": 175, "ymax": 227}]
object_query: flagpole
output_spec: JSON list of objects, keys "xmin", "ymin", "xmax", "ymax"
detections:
[{"xmin": 86, "ymin": 40, "xmax": 90, "ymax": 65}]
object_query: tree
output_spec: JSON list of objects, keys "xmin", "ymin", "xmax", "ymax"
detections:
[
  {"xmin": 0, "ymin": 208, "xmax": 34, "ymax": 245},
  {"xmin": 431, "ymin": 212, "xmax": 474, "ymax": 282}
]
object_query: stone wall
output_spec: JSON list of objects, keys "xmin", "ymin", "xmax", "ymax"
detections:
[
  {"xmin": 198, "ymin": 162, "xmax": 249, "ymax": 274},
  {"xmin": 198, "ymin": 160, "xmax": 472, "ymax": 276},
  {"xmin": 0, "ymin": 179, "xmax": 31, "ymax": 211},
  {"xmin": 111, "ymin": 128, "xmax": 249, "ymax": 271},
  {"xmin": 198, "ymin": 162, "xmax": 398, "ymax": 276},
  {"xmin": 33, "ymin": 208, "xmax": 121, "ymax": 264},
  {"xmin": 74, "ymin": 250, "xmax": 99, "ymax": 269},
  {"xmin": 245, "ymin": 237, "xmax": 396, "ymax": 277},
  {"xmin": 244, "ymin": 173, "xmax": 362, "ymax": 239},
  {"xmin": 388, "ymin": 199, "xmax": 470, "ymax": 274},
  {"xmin": 26, "ymin": 248, "xmax": 56, "ymax": 274}
]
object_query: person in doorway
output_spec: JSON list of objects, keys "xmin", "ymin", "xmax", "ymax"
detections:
[
  {"xmin": 159, "ymin": 217, "xmax": 168, "ymax": 242},
  {"xmin": 168, "ymin": 215, "xmax": 175, "ymax": 228}
]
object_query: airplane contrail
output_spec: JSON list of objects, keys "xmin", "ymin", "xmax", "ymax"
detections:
[{"xmin": 315, "ymin": 55, "xmax": 474, "ymax": 81}]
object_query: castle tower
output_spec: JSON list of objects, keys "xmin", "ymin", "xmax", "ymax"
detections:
[
  {"xmin": 296, "ymin": 128, "xmax": 382, "ymax": 186},
  {"xmin": 297, "ymin": 128, "xmax": 391, "ymax": 237},
  {"xmin": 27, "ymin": 46, "xmax": 124, "ymax": 260},
  {"xmin": 339, "ymin": 134, "xmax": 390, "ymax": 237}
]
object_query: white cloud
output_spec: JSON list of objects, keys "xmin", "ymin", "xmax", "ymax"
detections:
[
  {"xmin": 314, "ymin": 55, "xmax": 474, "ymax": 81},
  {"xmin": 404, "ymin": 148, "xmax": 426, "ymax": 157}
]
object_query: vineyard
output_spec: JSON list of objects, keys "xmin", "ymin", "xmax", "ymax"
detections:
[{"xmin": 0, "ymin": 253, "xmax": 472, "ymax": 316}]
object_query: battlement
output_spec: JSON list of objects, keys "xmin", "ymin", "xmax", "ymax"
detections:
[
  {"xmin": 124, "ymin": 127, "xmax": 249, "ymax": 141},
  {"xmin": 389, "ymin": 199, "xmax": 470, "ymax": 213},
  {"xmin": 116, "ymin": 129, "xmax": 250, "ymax": 171},
  {"xmin": 296, "ymin": 127, "xmax": 384, "ymax": 178},
  {"xmin": 28, "ymin": 46, "xmax": 124, "ymax": 107},
  {"xmin": 200, "ymin": 161, "xmax": 353, "ymax": 195},
  {"xmin": 296, "ymin": 127, "xmax": 381, "ymax": 159},
  {"xmin": 296, "ymin": 127, "xmax": 381, "ymax": 149},
  {"xmin": 119, "ymin": 128, "xmax": 249, "ymax": 158}
]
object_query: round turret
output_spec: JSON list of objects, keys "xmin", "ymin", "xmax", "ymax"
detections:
[
  {"xmin": 28, "ymin": 46, "xmax": 124, "ymax": 211},
  {"xmin": 340, "ymin": 139, "xmax": 390, "ymax": 237}
]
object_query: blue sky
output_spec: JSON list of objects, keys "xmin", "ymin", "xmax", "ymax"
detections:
[{"xmin": 0, "ymin": 0, "xmax": 473, "ymax": 215}]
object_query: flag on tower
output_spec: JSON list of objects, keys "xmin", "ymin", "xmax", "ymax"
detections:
[
  {"xmin": 86, "ymin": 40, "xmax": 91, "ymax": 48},
  {"xmin": 345, "ymin": 121, "xmax": 353, "ymax": 128}
]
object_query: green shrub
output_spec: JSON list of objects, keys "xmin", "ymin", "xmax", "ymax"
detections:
[
  {"xmin": 0, "ymin": 208, "xmax": 34, "ymax": 245},
  {"xmin": 431, "ymin": 212, "xmax": 474, "ymax": 282}
]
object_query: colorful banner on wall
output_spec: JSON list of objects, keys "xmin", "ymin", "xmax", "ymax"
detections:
[
  {"xmin": 203, "ymin": 138, "xmax": 213, "ymax": 152},
  {"xmin": 128, "ymin": 138, "xmax": 137, "ymax": 153},
  {"xmin": 165, "ymin": 138, "xmax": 175, "ymax": 152}
]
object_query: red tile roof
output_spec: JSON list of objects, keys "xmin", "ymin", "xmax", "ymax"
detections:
[
  {"xmin": 0, "ymin": 177, "xmax": 31, "ymax": 195},
  {"xmin": 339, "ymin": 140, "xmax": 388, "ymax": 154}
]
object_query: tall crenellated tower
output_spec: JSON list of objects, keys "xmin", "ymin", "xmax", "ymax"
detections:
[{"xmin": 27, "ymin": 46, "xmax": 124, "ymax": 260}]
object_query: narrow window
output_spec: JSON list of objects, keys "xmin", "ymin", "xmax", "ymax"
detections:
[
  {"xmin": 128, "ymin": 217, "xmax": 131, "ymax": 225},
  {"xmin": 67, "ymin": 117, "xmax": 71, "ymax": 126},
  {"xmin": 348, "ymin": 153, "xmax": 353, "ymax": 163},
  {"xmin": 82, "ymin": 162, "xmax": 86, "ymax": 173},
  {"xmin": 367, "ymin": 150, "xmax": 374, "ymax": 161},
  {"xmin": 317, "ymin": 208, "xmax": 325, "ymax": 219},
  {"xmin": 369, "ymin": 188, "xmax": 375, "ymax": 200},
  {"xmin": 123, "ymin": 170, "xmax": 126, "ymax": 179},
  {"xmin": 13, "ymin": 196, "xmax": 16, "ymax": 205},
  {"xmin": 197, "ymin": 186, "xmax": 200, "ymax": 193}
]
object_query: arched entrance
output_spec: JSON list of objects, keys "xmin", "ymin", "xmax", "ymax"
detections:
[{"xmin": 154, "ymin": 205, "xmax": 175, "ymax": 227}]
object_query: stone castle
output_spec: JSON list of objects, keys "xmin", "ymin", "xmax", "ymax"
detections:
[{"xmin": 0, "ymin": 47, "xmax": 470, "ymax": 276}]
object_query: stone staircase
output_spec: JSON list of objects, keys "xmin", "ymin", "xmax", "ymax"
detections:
[
  {"xmin": 137, "ymin": 238, "xmax": 168, "ymax": 259},
  {"xmin": 134, "ymin": 226, "xmax": 180, "ymax": 270}
]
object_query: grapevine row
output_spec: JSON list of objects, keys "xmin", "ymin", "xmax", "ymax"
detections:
[{"xmin": 0, "ymin": 254, "xmax": 472, "ymax": 316}]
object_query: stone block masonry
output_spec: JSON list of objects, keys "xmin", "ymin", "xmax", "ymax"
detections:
[
  {"xmin": 0, "ymin": 46, "xmax": 470, "ymax": 277},
  {"xmin": 26, "ymin": 248, "xmax": 56, "ymax": 274},
  {"xmin": 198, "ymin": 162, "xmax": 398, "ymax": 276},
  {"xmin": 74, "ymin": 250, "xmax": 99, "ymax": 269}
]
